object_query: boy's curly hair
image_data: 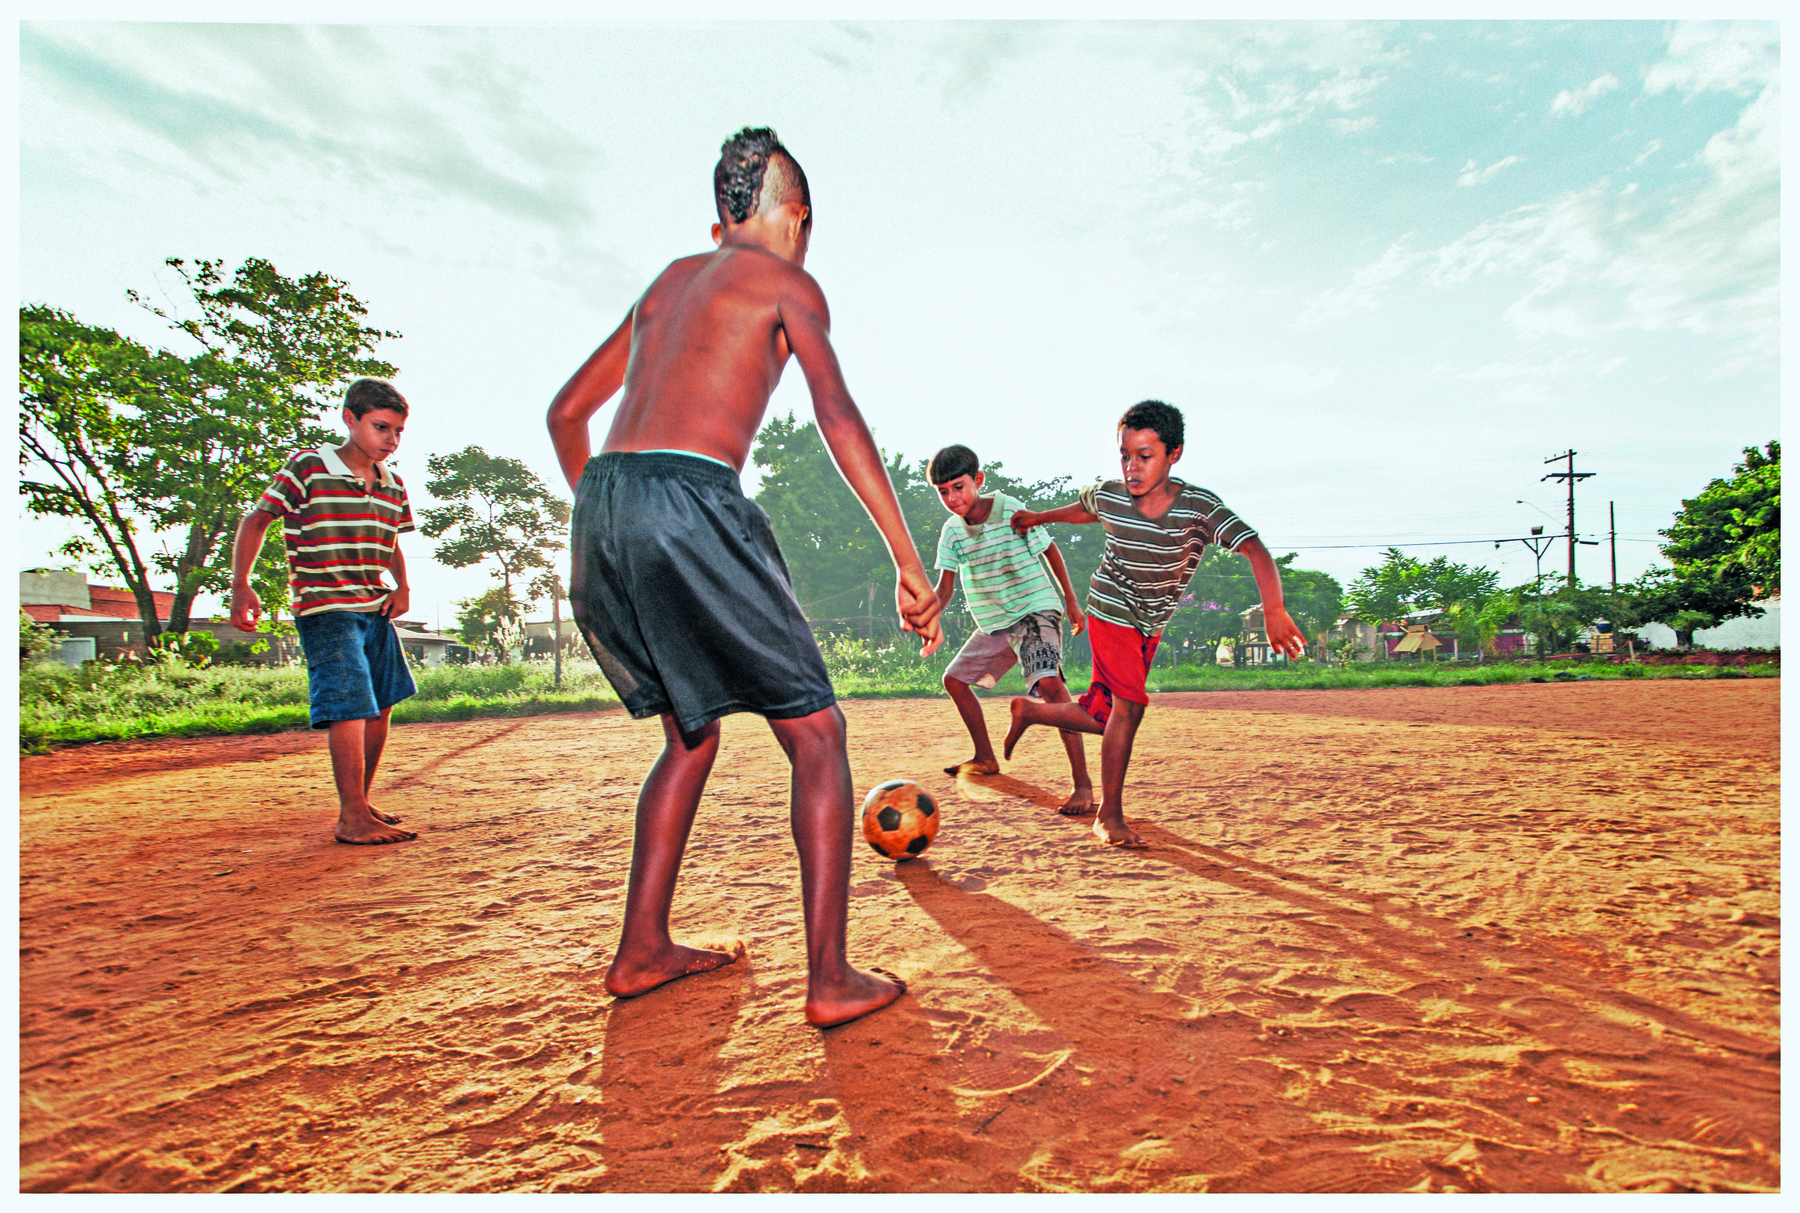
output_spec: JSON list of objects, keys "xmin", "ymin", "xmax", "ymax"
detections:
[
  {"xmin": 714, "ymin": 127, "xmax": 810, "ymax": 226},
  {"xmin": 344, "ymin": 378, "xmax": 409, "ymax": 418},
  {"xmin": 928, "ymin": 444, "xmax": 980, "ymax": 485},
  {"xmin": 1119, "ymin": 400, "xmax": 1183, "ymax": 454}
]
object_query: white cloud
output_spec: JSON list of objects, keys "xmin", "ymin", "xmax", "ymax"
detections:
[
  {"xmin": 1457, "ymin": 154, "xmax": 1526, "ymax": 187},
  {"xmin": 1630, "ymin": 139, "xmax": 1663, "ymax": 169},
  {"xmin": 1296, "ymin": 242, "xmax": 1421, "ymax": 328},
  {"xmin": 1643, "ymin": 20, "xmax": 1778, "ymax": 97},
  {"xmin": 1550, "ymin": 72, "xmax": 1620, "ymax": 116}
]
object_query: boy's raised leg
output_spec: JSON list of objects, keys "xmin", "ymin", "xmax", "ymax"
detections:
[
  {"xmin": 327, "ymin": 717, "xmax": 417, "ymax": 845},
  {"xmin": 1003, "ymin": 695, "xmax": 1102, "ymax": 761},
  {"xmin": 768, "ymin": 704, "xmax": 906, "ymax": 1028},
  {"xmin": 606, "ymin": 715, "xmax": 745, "ymax": 998},
  {"xmin": 361, "ymin": 706, "xmax": 403, "ymax": 825},
  {"xmin": 1095, "ymin": 699, "xmax": 1148, "ymax": 848},
  {"xmin": 942, "ymin": 675, "xmax": 1000, "ymax": 775},
  {"xmin": 1031, "ymin": 675, "xmax": 1095, "ymax": 815}
]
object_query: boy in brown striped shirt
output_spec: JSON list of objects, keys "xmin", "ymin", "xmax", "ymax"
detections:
[
  {"xmin": 1005, "ymin": 400, "xmax": 1306, "ymax": 847},
  {"xmin": 230, "ymin": 378, "xmax": 419, "ymax": 845}
]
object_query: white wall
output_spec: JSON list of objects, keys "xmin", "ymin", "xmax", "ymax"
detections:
[{"xmin": 1638, "ymin": 599, "xmax": 1781, "ymax": 650}]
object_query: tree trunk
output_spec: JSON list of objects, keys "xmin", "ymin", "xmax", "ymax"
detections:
[{"xmin": 166, "ymin": 513, "xmax": 229, "ymax": 635}]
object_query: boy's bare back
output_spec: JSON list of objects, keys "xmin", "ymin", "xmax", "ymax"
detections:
[{"xmin": 600, "ymin": 244, "xmax": 832, "ymax": 469}]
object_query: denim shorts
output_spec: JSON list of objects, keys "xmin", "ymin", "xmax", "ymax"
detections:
[{"xmin": 294, "ymin": 609, "xmax": 417, "ymax": 728}]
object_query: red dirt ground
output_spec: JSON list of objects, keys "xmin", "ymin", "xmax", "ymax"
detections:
[{"xmin": 19, "ymin": 679, "xmax": 1779, "ymax": 1192}]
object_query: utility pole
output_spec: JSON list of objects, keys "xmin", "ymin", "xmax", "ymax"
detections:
[
  {"xmin": 1609, "ymin": 501, "xmax": 1617, "ymax": 590},
  {"xmin": 1542, "ymin": 451, "xmax": 1595, "ymax": 585}
]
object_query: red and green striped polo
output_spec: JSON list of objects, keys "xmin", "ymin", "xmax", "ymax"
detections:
[{"xmin": 257, "ymin": 446, "xmax": 414, "ymax": 617}]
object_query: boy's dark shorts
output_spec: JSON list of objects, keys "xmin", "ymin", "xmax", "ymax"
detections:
[
  {"xmin": 569, "ymin": 450, "xmax": 837, "ymax": 737},
  {"xmin": 294, "ymin": 608, "xmax": 417, "ymax": 729}
]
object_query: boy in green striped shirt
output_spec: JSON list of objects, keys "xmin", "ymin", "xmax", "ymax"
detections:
[{"xmin": 929, "ymin": 445, "xmax": 1095, "ymax": 813}]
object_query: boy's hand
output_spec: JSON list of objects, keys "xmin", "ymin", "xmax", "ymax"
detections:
[
  {"xmin": 1264, "ymin": 605, "xmax": 1305, "ymax": 659},
  {"xmin": 896, "ymin": 567, "xmax": 945, "ymax": 656},
  {"xmin": 383, "ymin": 584, "xmax": 411, "ymax": 620},
  {"xmin": 1066, "ymin": 598, "xmax": 1087, "ymax": 635},
  {"xmin": 230, "ymin": 585, "xmax": 262, "ymax": 633},
  {"xmin": 1010, "ymin": 509, "xmax": 1041, "ymax": 535}
]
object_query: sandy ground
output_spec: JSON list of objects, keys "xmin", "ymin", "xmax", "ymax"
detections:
[{"xmin": 19, "ymin": 680, "xmax": 1779, "ymax": 1193}]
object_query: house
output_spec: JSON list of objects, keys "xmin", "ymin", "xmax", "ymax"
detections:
[
  {"xmin": 22, "ymin": 566, "xmax": 310, "ymax": 665},
  {"xmin": 523, "ymin": 616, "xmax": 582, "ymax": 661},
  {"xmin": 393, "ymin": 626, "xmax": 462, "ymax": 667}
]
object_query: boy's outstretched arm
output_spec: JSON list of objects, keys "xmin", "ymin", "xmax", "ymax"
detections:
[
  {"xmin": 1240, "ymin": 536, "xmax": 1305, "ymax": 658},
  {"xmin": 780, "ymin": 280, "xmax": 943, "ymax": 653},
  {"xmin": 1042, "ymin": 542, "xmax": 1086, "ymax": 634},
  {"xmin": 1012, "ymin": 501, "xmax": 1099, "ymax": 533},
  {"xmin": 229, "ymin": 508, "xmax": 277, "ymax": 632},
  {"xmin": 547, "ymin": 309, "xmax": 634, "ymax": 492}
]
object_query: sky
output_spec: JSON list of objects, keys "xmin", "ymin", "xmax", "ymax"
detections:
[{"xmin": 15, "ymin": 14, "xmax": 1782, "ymax": 633}]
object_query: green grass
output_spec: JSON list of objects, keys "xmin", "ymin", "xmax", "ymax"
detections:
[{"xmin": 18, "ymin": 643, "xmax": 1776, "ymax": 752}]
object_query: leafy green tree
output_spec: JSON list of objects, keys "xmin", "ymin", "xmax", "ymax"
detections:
[
  {"xmin": 454, "ymin": 584, "xmax": 523, "ymax": 661},
  {"xmin": 420, "ymin": 447, "xmax": 570, "ymax": 660},
  {"xmin": 19, "ymin": 309, "xmax": 170, "ymax": 634},
  {"xmin": 1343, "ymin": 548, "xmax": 1501, "ymax": 625},
  {"xmin": 1628, "ymin": 440, "xmax": 1779, "ymax": 644},
  {"xmin": 1439, "ymin": 590, "xmax": 1521, "ymax": 659},
  {"xmin": 20, "ymin": 610, "xmax": 64, "ymax": 663},
  {"xmin": 19, "ymin": 258, "xmax": 400, "ymax": 646}
]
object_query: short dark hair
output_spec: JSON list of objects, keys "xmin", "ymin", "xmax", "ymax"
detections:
[
  {"xmin": 928, "ymin": 445, "xmax": 980, "ymax": 485},
  {"xmin": 714, "ymin": 126, "xmax": 810, "ymax": 226},
  {"xmin": 1119, "ymin": 399, "xmax": 1182, "ymax": 453},
  {"xmin": 344, "ymin": 378, "xmax": 409, "ymax": 419}
]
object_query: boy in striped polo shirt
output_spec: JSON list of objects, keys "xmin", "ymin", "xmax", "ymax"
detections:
[
  {"xmin": 928, "ymin": 445, "xmax": 1094, "ymax": 812},
  {"xmin": 229, "ymin": 378, "xmax": 419, "ymax": 846},
  {"xmin": 1004, "ymin": 400, "xmax": 1305, "ymax": 847}
]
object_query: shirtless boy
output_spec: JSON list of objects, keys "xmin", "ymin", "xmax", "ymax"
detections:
[
  {"xmin": 546, "ymin": 127, "xmax": 943, "ymax": 1028},
  {"xmin": 928, "ymin": 445, "xmax": 1094, "ymax": 813},
  {"xmin": 1003, "ymin": 400, "xmax": 1305, "ymax": 847}
]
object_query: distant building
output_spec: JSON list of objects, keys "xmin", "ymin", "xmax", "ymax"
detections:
[{"xmin": 19, "ymin": 569, "xmax": 452, "ymax": 667}]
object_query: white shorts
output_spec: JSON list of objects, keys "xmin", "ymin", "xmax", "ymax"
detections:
[{"xmin": 945, "ymin": 610, "xmax": 1063, "ymax": 692}]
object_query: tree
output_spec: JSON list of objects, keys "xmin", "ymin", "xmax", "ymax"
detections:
[
  {"xmin": 1342, "ymin": 548, "xmax": 1501, "ymax": 625},
  {"xmin": 420, "ymin": 447, "xmax": 570, "ymax": 661},
  {"xmin": 1631, "ymin": 440, "xmax": 1780, "ymax": 644},
  {"xmin": 19, "ymin": 257, "xmax": 400, "ymax": 647},
  {"xmin": 20, "ymin": 610, "xmax": 63, "ymax": 663},
  {"xmin": 454, "ymin": 585, "xmax": 524, "ymax": 661}
]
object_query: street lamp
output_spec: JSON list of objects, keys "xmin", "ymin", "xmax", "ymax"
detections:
[{"xmin": 1497, "ymin": 524, "xmax": 1555, "ymax": 659}]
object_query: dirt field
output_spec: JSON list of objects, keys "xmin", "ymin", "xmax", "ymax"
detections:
[{"xmin": 19, "ymin": 680, "xmax": 1779, "ymax": 1193}]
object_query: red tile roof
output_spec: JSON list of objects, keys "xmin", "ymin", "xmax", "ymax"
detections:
[{"xmin": 86, "ymin": 585, "xmax": 174, "ymax": 620}]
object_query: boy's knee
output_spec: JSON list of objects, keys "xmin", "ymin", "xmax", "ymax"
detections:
[
  {"xmin": 772, "ymin": 704, "xmax": 847, "ymax": 754},
  {"xmin": 943, "ymin": 673, "xmax": 967, "ymax": 693}
]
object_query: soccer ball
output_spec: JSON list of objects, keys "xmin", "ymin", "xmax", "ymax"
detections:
[{"xmin": 861, "ymin": 779, "xmax": 940, "ymax": 861}]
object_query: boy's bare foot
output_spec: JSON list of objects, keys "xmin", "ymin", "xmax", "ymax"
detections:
[
  {"xmin": 1092, "ymin": 810, "xmax": 1146, "ymax": 848},
  {"xmin": 806, "ymin": 965, "xmax": 907, "ymax": 1028},
  {"xmin": 605, "ymin": 940, "xmax": 745, "ymax": 999},
  {"xmin": 1059, "ymin": 788, "xmax": 1097, "ymax": 816},
  {"xmin": 335, "ymin": 814, "xmax": 418, "ymax": 845},
  {"xmin": 370, "ymin": 807, "xmax": 404, "ymax": 825},
  {"xmin": 1002, "ymin": 698, "xmax": 1030, "ymax": 760},
  {"xmin": 944, "ymin": 756, "xmax": 1000, "ymax": 776}
]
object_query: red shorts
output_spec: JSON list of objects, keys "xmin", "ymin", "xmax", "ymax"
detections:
[{"xmin": 1078, "ymin": 617, "xmax": 1161, "ymax": 726}]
